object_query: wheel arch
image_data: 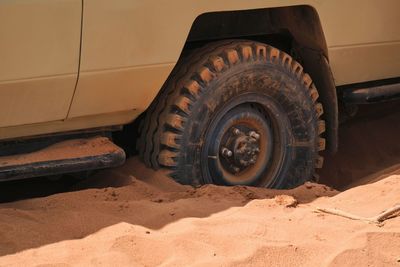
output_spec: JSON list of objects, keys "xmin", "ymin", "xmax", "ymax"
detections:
[{"xmin": 176, "ymin": 5, "xmax": 338, "ymax": 152}]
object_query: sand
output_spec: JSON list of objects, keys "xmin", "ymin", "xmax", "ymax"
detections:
[
  {"xmin": 0, "ymin": 157, "xmax": 399, "ymax": 267},
  {"xmin": 0, "ymin": 137, "xmax": 122, "ymax": 167},
  {"xmin": 0, "ymin": 102, "xmax": 399, "ymax": 266}
]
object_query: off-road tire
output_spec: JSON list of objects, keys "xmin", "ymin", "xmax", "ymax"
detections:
[{"xmin": 137, "ymin": 40, "xmax": 325, "ymax": 188}]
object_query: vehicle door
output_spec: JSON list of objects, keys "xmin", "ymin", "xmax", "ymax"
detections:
[{"xmin": 0, "ymin": 0, "xmax": 82, "ymax": 127}]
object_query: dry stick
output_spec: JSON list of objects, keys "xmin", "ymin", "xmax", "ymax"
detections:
[{"xmin": 315, "ymin": 204, "xmax": 400, "ymax": 225}]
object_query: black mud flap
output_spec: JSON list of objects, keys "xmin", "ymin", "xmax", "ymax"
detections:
[{"xmin": 0, "ymin": 136, "xmax": 126, "ymax": 181}]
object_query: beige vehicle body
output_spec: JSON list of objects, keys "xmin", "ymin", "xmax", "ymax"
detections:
[{"xmin": 0, "ymin": 0, "xmax": 399, "ymax": 141}]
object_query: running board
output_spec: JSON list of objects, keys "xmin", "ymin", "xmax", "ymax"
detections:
[
  {"xmin": 342, "ymin": 82, "xmax": 400, "ymax": 104},
  {"xmin": 0, "ymin": 136, "xmax": 125, "ymax": 181}
]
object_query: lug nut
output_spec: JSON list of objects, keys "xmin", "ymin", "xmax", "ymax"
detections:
[
  {"xmin": 221, "ymin": 147, "xmax": 233, "ymax": 157},
  {"xmin": 232, "ymin": 128, "xmax": 241, "ymax": 135},
  {"xmin": 249, "ymin": 131, "xmax": 260, "ymax": 140}
]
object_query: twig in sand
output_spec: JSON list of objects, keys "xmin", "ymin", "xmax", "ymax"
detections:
[{"xmin": 315, "ymin": 204, "xmax": 400, "ymax": 225}]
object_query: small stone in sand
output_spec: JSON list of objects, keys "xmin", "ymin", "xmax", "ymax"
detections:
[
  {"xmin": 274, "ymin": 195, "xmax": 298, "ymax": 208},
  {"xmin": 305, "ymin": 182, "xmax": 313, "ymax": 189}
]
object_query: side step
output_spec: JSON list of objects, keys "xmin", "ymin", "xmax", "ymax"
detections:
[
  {"xmin": 0, "ymin": 136, "xmax": 126, "ymax": 181},
  {"xmin": 342, "ymin": 82, "xmax": 400, "ymax": 104}
]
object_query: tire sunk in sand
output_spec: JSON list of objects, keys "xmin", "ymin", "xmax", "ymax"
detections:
[{"xmin": 138, "ymin": 40, "xmax": 325, "ymax": 189}]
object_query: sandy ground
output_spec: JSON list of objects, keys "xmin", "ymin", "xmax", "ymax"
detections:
[{"xmin": 0, "ymin": 102, "xmax": 399, "ymax": 266}]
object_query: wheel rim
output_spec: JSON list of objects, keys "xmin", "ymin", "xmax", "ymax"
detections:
[{"xmin": 202, "ymin": 94, "xmax": 288, "ymax": 187}]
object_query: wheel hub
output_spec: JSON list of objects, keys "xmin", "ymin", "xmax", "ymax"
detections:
[
  {"xmin": 204, "ymin": 102, "xmax": 278, "ymax": 186},
  {"xmin": 220, "ymin": 127, "xmax": 262, "ymax": 173}
]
